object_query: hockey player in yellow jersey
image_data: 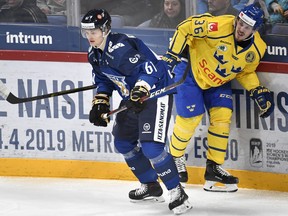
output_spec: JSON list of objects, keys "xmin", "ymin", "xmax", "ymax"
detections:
[{"xmin": 162, "ymin": 3, "xmax": 275, "ymax": 192}]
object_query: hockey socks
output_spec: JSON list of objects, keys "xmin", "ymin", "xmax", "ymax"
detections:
[
  {"xmin": 170, "ymin": 115, "xmax": 202, "ymax": 157},
  {"xmin": 150, "ymin": 150, "xmax": 180, "ymax": 190},
  {"xmin": 124, "ymin": 147, "xmax": 158, "ymax": 183}
]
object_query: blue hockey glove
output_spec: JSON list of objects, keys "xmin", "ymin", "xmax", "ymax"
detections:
[
  {"xmin": 250, "ymin": 86, "xmax": 274, "ymax": 118},
  {"xmin": 125, "ymin": 85, "xmax": 150, "ymax": 113},
  {"xmin": 89, "ymin": 93, "xmax": 110, "ymax": 127},
  {"xmin": 162, "ymin": 52, "xmax": 181, "ymax": 75}
]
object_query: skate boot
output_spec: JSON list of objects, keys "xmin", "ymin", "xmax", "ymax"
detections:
[
  {"xmin": 129, "ymin": 182, "xmax": 165, "ymax": 202},
  {"xmin": 204, "ymin": 159, "xmax": 239, "ymax": 192},
  {"xmin": 168, "ymin": 184, "xmax": 192, "ymax": 215},
  {"xmin": 173, "ymin": 156, "xmax": 188, "ymax": 187}
]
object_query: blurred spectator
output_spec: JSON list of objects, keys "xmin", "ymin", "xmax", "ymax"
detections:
[
  {"xmin": 0, "ymin": 0, "xmax": 5, "ymax": 7},
  {"xmin": 81, "ymin": 0, "xmax": 161, "ymax": 27},
  {"xmin": 110, "ymin": 0, "xmax": 162, "ymax": 26},
  {"xmin": 197, "ymin": 0, "xmax": 208, "ymax": 14},
  {"xmin": 266, "ymin": 0, "xmax": 288, "ymax": 23},
  {"xmin": 36, "ymin": 0, "xmax": 66, "ymax": 15},
  {"xmin": 80, "ymin": 0, "xmax": 115, "ymax": 15},
  {"xmin": 208, "ymin": 0, "xmax": 239, "ymax": 16},
  {"xmin": 138, "ymin": 0, "xmax": 185, "ymax": 28},
  {"xmin": 231, "ymin": 0, "xmax": 250, "ymax": 11},
  {"xmin": 197, "ymin": 0, "xmax": 249, "ymax": 14},
  {"xmin": 0, "ymin": 0, "xmax": 48, "ymax": 23}
]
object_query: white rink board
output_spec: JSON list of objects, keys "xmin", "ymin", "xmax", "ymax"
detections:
[
  {"xmin": 0, "ymin": 60, "xmax": 123, "ymax": 162},
  {"xmin": 0, "ymin": 60, "xmax": 287, "ymax": 174}
]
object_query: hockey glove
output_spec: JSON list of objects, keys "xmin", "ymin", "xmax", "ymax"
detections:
[
  {"xmin": 89, "ymin": 93, "xmax": 110, "ymax": 127},
  {"xmin": 125, "ymin": 85, "xmax": 150, "ymax": 113},
  {"xmin": 162, "ymin": 52, "xmax": 181, "ymax": 75},
  {"xmin": 250, "ymin": 86, "xmax": 274, "ymax": 118}
]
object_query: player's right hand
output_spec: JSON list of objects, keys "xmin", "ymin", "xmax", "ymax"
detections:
[
  {"xmin": 89, "ymin": 93, "xmax": 110, "ymax": 127},
  {"xmin": 125, "ymin": 85, "xmax": 150, "ymax": 113}
]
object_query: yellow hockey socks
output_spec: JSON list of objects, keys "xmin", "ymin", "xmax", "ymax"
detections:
[
  {"xmin": 170, "ymin": 114, "xmax": 203, "ymax": 157},
  {"xmin": 207, "ymin": 107, "xmax": 232, "ymax": 164}
]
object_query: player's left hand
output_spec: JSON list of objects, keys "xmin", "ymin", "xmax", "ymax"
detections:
[
  {"xmin": 250, "ymin": 86, "xmax": 274, "ymax": 118},
  {"xmin": 162, "ymin": 52, "xmax": 181, "ymax": 75},
  {"xmin": 125, "ymin": 85, "xmax": 150, "ymax": 113}
]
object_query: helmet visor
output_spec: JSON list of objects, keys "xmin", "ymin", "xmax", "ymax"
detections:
[{"xmin": 81, "ymin": 22, "xmax": 102, "ymax": 38}]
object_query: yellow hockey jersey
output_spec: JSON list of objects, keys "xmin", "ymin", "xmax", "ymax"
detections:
[{"xmin": 168, "ymin": 13, "xmax": 267, "ymax": 90}]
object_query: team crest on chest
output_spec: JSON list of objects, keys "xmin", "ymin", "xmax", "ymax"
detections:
[
  {"xmin": 103, "ymin": 73, "xmax": 129, "ymax": 97},
  {"xmin": 245, "ymin": 51, "xmax": 255, "ymax": 63}
]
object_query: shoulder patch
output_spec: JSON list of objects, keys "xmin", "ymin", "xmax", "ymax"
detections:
[{"xmin": 208, "ymin": 22, "xmax": 218, "ymax": 32}]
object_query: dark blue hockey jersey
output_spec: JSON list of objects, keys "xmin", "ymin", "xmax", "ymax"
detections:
[{"xmin": 87, "ymin": 32, "xmax": 175, "ymax": 99}]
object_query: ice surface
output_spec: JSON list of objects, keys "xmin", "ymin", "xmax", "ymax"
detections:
[{"xmin": 0, "ymin": 177, "xmax": 287, "ymax": 216}]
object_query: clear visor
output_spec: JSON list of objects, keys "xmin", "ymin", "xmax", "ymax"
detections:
[
  {"xmin": 80, "ymin": 22, "xmax": 103, "ymax": 38},
  {"xmin": 81, "ymin": 28, "xmax": 98, "ymax": 38}
]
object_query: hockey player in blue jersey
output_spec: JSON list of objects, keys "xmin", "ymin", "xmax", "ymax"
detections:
[{"xmin": 81, "ymin": 9, "xmax": 192, "ymax": 215}]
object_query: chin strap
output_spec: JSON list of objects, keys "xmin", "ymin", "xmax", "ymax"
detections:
[{"xmin": 243, "ymin": 33, "xmax": 254, "ymax": 41}]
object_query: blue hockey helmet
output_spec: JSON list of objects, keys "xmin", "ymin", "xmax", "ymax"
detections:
[
  {"xmin": 238, "ymin": 4, "xmax": 264, "ymax": 29},
  {"xmin": 81, "ymin": 9, "xmax": 111, "ymax": 32}
]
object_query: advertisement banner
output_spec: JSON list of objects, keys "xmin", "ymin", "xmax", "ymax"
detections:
[
  {"xmin": 0, "ymin": 60, "xmax": 123, "ymax": 162},
  {"xmin": 0, "ymin": 60, "xmax": 287, "ymax": 174},
  {"xmin": 1, "ymin": 24, "xmax": 287, "ymax": 63}
]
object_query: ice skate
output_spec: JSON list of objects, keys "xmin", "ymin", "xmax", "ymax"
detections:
[
  {"xmin": 129, "ymin": 182, "xmax": 165, "ymax": 203},
  {"xmin": 173, "ymin": 156, "xmax": 188, "ymax": 187},
  {"xmin": 168, "ymin": 184, "xmax": 192, "ymax": 215},
  {"xmin": 203, "ymin": 159, "xmax": 239, "ymax": 192}
]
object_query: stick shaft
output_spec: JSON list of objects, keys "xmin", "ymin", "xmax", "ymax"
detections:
[{"xmin": 0, "ymin": 80, "xmax": 97, "ymax": 104}]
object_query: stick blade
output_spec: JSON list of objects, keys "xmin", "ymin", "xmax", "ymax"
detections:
[{"xmin": 6, "ymin": 93, "xmax": 27, "ymax": 104}]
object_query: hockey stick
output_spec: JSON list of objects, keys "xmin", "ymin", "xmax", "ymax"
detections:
[
  {"xmin": 102, "ymin": 61, "xmax": 190, "ymax": 119},
  {"xmin": 0, "ymin": 79, "xmax": 96, "ymax": 104}
]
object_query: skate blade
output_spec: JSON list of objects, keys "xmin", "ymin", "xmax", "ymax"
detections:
[
  {"xmin": 172, "ymin": 200, "xmax": 193, "ymax": 215},
  {"xmin": 130, "ymin": 195, "xmax": 165, "ymax": 203},
  {"xmin": 203, "ymin": 181, "xmax": 238, "ymax": 192}
]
